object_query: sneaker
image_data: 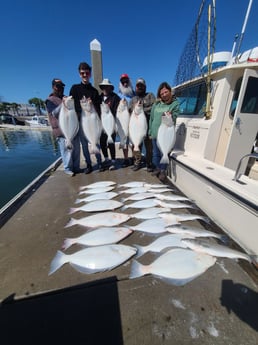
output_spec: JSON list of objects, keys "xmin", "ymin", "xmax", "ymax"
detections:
[
  {"xmin": 65, "ymin": 170, "xmax": 74, "ymax": 177},
  {"xmin": 147, "ymin": 164, "xmax": 154, "ymax": 172},
  {"xmin": 151, "ymin": 168, "xmax": 161, "ymax": 176},
  {"xmin": 132, "ymin": 164, "xmax": 141, "ymax": 171},
  {"xmin": 98, "ymin": 163, "xmax": 105, "ymax": 172},
  {"xmin": 158, "ymin": 170, "xmax": 167, "ymax": 182},
  {"xmin": 109, "ymin": 160, "xmax": 116, "ymax": 171},
  {"xmin": 85, "ymin": 165, "xmax": 92, "ymax": 174},
  {"xmin": 122, "ymin": 159, "xmax": 130, "ymax": 168}
]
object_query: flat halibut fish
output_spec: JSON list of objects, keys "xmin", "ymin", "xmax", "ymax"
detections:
[
  {"xmin": 118, "ymin": 187, "xmax": 149, "ymax": 195},
  {"xmin": 62, "ymin": 227, "xmax": 133, "ymax": 250},
  {"xmin": 129, "ymin": 247, "xmax": 216, "ymax": 286},
  {"xmin": 122, "ymin": 198, "xmax": 160, "ymax": 210},
  {"xmin": 65, "ymin": 212, "xmax": 131, "ymax": 229},
  {"xmin": 134, "ymin": 233, "xmax": 191, "ymax": 258},
  {"xmin": 75, "ymin": 192, "xmax": 118, "ymax": 204},
  {"xmin": 129, "ymin": 101, "xmax": 147, "ymax": 151},
  {"xmin": 79, "ymin": 181, "xmax": 116, "ymax": 190},
  {"xmin": 130, "ymin": 218, "xmax": 174, "ymax": 234},
  {"xmin": 167, "ymin": 225, "xmax": 228, "ymax": 242},
  {"xmin": 59, "ymin": 96, "xmax": 79, "ymax": 149},
  {"xmin": 101, "ymin": 102, "xmax": 116, "ymax": 144},
  {"xmin": 49, "ymin": 244, "xmax": 137, "ymax": 275},
  {"xmin": 121, "ymin": 192, "xmax": 156, "ymax": 202},
  {"xmin": 130, "ymin": 207, "xmax": 170, "ymax": 220},
  {"xmin": 79, "ymin": 186, "xmax": 115, "ymax": 195},
  {"xmin": 116, "ymin": 98, "xmax": 130, "ymax": 149},
  {"xmin": 156, "ymin": 200, "xmax": 195, "ymax": 209},
  {"xmin": 80, "ymin": 96, "xmax": 102, "ymax": 154},
  {"xmin": 181, "ymin": 238, "xmax": 257, "ymax": 263},
  {"xmin": 159, "ymin": 212, "xmax": 210, "ymax": 224},
  {"xmin": 157, "ymin": 113, "xmax": 176, "ymax": 164},
  {"xmin": 154, "ymin": 193, "xmax": 190, "ymax": 202},
  {"xmin": 69, "ymin": 199, "xmax": 123, "ymax": 214}
]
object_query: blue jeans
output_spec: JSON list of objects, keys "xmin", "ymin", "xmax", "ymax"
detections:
[
  {"xmin": 152, "ymin": 138, "xmax": 167, "ymax": 171},
  {"xmin": 76, "ymin": 123, "xmax": 102, "ymax": 168},
  {"xmin": 56, "ymin": 137, "xmax": 73, "ymax": 172}
]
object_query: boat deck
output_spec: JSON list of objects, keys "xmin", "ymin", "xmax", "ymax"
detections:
[{"xmin": 0, "ymin": 157, "xmax": 258, "ymax": 344}]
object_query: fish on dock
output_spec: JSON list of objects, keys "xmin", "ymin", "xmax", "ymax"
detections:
[
  {"xmin": 69, "ymin": 199, "xmax": 123, "ymax": 214},
  {"xmin": 130, "ymin": 207, "xmax": 170, "ymax": 220},
  {"xmin": 166, "ymin": 225, "xmax": 228, "ymax": 242},
  {"xmin": 158, "ymin": 212, "xmax": 210, "ymax": 224},
  {"xmin": 49, "ymin": 244, "xmax": 137, "ymax": 275},
  {"xmin": 129, "ymin": 247, "xmax": 216, "ymax": 286},
  {"xmin": 74, "ymin": 192, "xmax": 118, "ymax": 204},
  {"xmin": 120, "ymin": 192, "xmax": 156, "ymax": 202},
  {"xmin": 79, "ymin": 181, "xmax": 116, "ymax": 190},
  {"xmin": 79, "ymin": 186, "xmax": 115, "ymax": 195},
  {"xmin": 181, "ymin": 238, "xmax": 258, "ymax": 263},
  {"xmin": 134, "ymin": 233, "xmax": 191, "ymax": 258},
  {"xmin": 129, "ymin": 218, "xmax": 175, "ymax": 234},
  {"xmin": 62, "ymin": 227, "xmax": 133, "ymax": 250},
  {"xmin": 65, "ymin": 212, "xmax": 131, "ymax": 229}
]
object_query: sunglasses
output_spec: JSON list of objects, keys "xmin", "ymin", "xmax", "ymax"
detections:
[{"xmin": 80, "ymin": 70, "xmax": 91, "ymax": 76}]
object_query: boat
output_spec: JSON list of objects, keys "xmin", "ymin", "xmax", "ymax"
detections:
[
  {"xmin": 168, "ymin": 0, "xmax": 258, "ymax": 256},
  {"xmin": 25, "ymin": 115, "xmax": 49, "ymax": 128}
]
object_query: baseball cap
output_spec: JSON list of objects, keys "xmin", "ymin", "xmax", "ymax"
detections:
[
  {"xmin": 52, "ymin": 78, "xmax": 65, "ymax": 87},
  {"xmin": 136, "ymin": 78, "xmax": 146, "ymax": 86},
  {"xmin": 120, "ymin": 73, "xmax": 129, "ymax": 81}
]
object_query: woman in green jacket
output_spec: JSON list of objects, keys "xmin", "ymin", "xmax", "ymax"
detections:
[{"xmin": 149, "ymin": 82, "xmax": 180, "ymax": 181}]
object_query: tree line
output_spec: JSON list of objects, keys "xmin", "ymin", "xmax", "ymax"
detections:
[{"xmin": 0, "ymin": 98, "xmax": 46, "ymax": 115}]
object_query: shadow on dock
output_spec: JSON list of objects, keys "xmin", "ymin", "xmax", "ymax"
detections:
[{"xmin": 0, "ymin": 277, "xmax": 124, "ymax": 345}]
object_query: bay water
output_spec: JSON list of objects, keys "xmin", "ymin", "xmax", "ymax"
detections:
[{"xmin": 0, "ymin": 129, "xmax": 60, "ymax": 209}]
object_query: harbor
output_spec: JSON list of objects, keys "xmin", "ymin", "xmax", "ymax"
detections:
[{"xmin": 0, "ymin": 154, "xmax": 258, "ymax": 344}]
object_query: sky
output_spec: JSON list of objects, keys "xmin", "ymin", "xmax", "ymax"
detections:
[{"xmin": 0, "ymin": 0, "xmax": 257, "ymax": 105}]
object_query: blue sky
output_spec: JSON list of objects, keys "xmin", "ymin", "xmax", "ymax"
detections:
[{"xmin": 0, "ymin": 0, "xmax": 257, "ymax": 104}]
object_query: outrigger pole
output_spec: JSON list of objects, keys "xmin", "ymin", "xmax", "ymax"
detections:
[
  {"xmin": 231, "ymin": 0, "xmax": 253, "ymax": 61},
  {"xmin": 205, "ymin": 1, "xmax": 214, "ymax": 119}
]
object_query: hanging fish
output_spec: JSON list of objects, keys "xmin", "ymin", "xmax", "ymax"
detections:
[
  {"xmin": 59, "ymin": 96, "xmax": 79, "ymax": 149},
  {"xmin": 49, "ymin": 244, "xmax": 137, "ymax": 275},
  {"xmin": 116, "ymin": 98, "xmax": 130, "ymax": 149},
  {"xmin": 129, "ymin": 247, "xmax": 216, "ymax": 286},
  {"xmin": 62, "ymin": 227, "xmax": 133, "ymax": 250},
  {"xmin": 157, "ymin": 112, "xmax": 176, "ymax": 164},
  {"xmin": 80, "ymin": 96, "xmax": 102, "ymax": 153},
  {"xmin": 101, "ymin": 102, "xmax": 116, "ymax": 144},
  {"xmin": 129, "ymin": 100, "xmax": 147, "ymax": 151}
]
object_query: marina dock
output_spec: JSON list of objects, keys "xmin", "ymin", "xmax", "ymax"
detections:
[{"xmin": 0, "ymin": 155, "xmax": 258, "ymax": 344}]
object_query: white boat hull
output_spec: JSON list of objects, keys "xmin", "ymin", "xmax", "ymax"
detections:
[{"xmin": 168, "ymin": 153, "xmax": 258, "ymax": 255}]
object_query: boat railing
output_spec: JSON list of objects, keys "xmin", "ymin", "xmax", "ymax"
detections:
[{"xmin": 233, "ymin": 153, "xmax": 258, "ymax": 181}]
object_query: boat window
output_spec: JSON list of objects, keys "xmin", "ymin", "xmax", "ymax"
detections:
[
  {"xmin": 241, "ymin": 76, "xmax": 258, "ymax": 114},
  {"xmin": 229, "ymin": 77, "xmax": 242, "ymax": 118},
  {"xmin": 175, "ymin": 81, "xmax": 207, "ymax": 116}
]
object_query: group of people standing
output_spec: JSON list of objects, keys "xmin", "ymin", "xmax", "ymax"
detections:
[{"xmin": 45, "ymin": 61, "xmax": 180, "ymax": 181}]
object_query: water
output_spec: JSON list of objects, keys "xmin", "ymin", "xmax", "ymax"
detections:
[{"xmin": 0, "ymin": 129, "xmax": 60, "ymax": 209}]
